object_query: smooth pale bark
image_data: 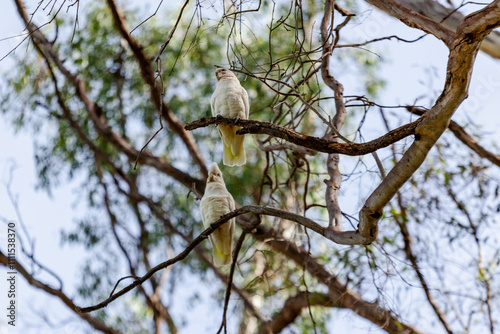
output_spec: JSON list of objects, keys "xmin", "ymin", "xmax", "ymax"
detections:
[
  {"xmin": 396, "ymin": 0, "xmax": 500, "ymax": 59},
  {"xmin": 321, "ymin": 0, "xmax": 347, "ymax": 232},
  {"xmin": 358, "ymin": 0, "xmax": 500, "ymax": 243}
]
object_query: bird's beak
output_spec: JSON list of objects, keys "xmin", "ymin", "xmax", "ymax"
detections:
[{"xmin": 215, "ymin": 70, "xmax": 220, "ymax": 81}]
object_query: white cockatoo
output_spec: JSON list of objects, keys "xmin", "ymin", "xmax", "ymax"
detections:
[
  {"xmin": 210, "ymin": 68, "xmax": 249, "ymax": 167},
  {"xmin": 200, "ymin": 162, "xmax": 235, "ymax": 266}
]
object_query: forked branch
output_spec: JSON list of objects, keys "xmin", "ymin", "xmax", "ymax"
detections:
[{"xmin": 357, "ymin": 0, "xmax": 500, "ymax": 242}]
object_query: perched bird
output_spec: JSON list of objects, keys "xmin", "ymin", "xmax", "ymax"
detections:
[
  {"xmin": 211, "ymin": 68, "xmax": 249, "ymax": 167},
  {"xmin": 200, "ymin": 162, "xmax": 235, "ymax": 266}
]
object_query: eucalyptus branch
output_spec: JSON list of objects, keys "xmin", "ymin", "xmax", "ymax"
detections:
[
  {"xmin": 406, "ymin": 106, "xmax": 500, "ymax": 168},
  {"xmin": 185, "ymin": 116, "xmax": 423, "ymax": 156},
  {"xmin": 364, "ymin": 0, "xmax": 454, "ymax": 46},
  {"xmin": 394, "ymin": 0, "xmax": 500, "ymax": 59},
  {"xmin": 358, "ymin": 0, "xmax": 500, "ymax": 244},
  {"xmin": 320, "ymin": 0, "xmax": 346, "ymax": 232},
  {"xmin": 77, "ymin": 207, "xmax": 260, "ymax": 313}
]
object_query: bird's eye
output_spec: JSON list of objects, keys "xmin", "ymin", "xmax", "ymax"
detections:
[{"xmin": 221, "ymin": 69, "xmax": 226, "ymax": 72}]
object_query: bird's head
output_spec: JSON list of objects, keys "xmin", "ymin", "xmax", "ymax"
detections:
[
  {"xmin": 215, "ymin": 68, "xmax": 235, "ymax": 81},
  {"xmin": 207, "ymin": 162, "xmax": 224, "ymax": 183}
]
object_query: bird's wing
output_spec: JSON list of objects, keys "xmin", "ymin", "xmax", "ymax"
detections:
[
  {"xmin": 225, "ymin": 195, "xmax": 235, "ymax": 258},
  {"xmin": 241, "ymin": 86, "xmax": 250, "ymax": 119},
  {"xmin": 227, "ymin": 193, "xmax": 235, "ymax": 212},
  {"xmin": 200, "ymin": 198, "xmax": 209, "ymax": 229},
  {"xmin": 210, "ymin": 91, "xmax": 217, "ymax": 117}
]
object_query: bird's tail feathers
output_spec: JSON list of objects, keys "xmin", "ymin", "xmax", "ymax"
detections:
[
  {"xmin": 219, "ymin": 125, "xmax": 246, "ymax": 166},
  {"xmin": 213, "ymin": 248, "xmax": 232, "ymax": 266},
  {"xmin": 223, "ymin": 142, "xmax": 246, "ymax": 167},
  {"xmin": 209, "ymin": 222, "xmax": 234, "ymax": 266}
]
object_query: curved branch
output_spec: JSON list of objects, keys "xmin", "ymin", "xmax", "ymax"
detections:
[
  {"xmin": 77, "ymin": 202, "xmax": 423, "ymax": 333},
  {"xmin": 232, "ymin": 206, "xmax": 368, "ymax": 245},
  {"xmin": 77, "ymin": 199, "xmax": 404, "ymax": 314},
  {"xmin": 77, "ymin": 206, "xmax": 257, "ymax": 313},
  {"xmin": 185, "ymin": 116, "xmax": 422, "ymax": 156}
]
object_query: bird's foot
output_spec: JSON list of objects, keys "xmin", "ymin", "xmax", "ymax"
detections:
[{"xmin": 232, "ymin": 116, "xmax": 240, "ymax": 124}]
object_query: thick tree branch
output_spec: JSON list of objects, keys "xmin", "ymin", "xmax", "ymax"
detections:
[
  {"xmin": 0, "ymin": 251, "xmax": 122, "ymax": 334},
  {"xmin": 185, "ymin": 116, "xmax": 423, "ymax": 156},
  {"xmin": 395, "ymin": 0, "xmax": 500, "ymax": 59},
  {"xmin": 358, "ymin": 1, "xmax": 500, "ymax": 243},
  {"xmin": 364, "ymin": 0, "xmax": 454, "ymax": 47}
]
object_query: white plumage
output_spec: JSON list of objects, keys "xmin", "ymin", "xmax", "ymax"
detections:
[
  {"xmin": 200, "ymin": 162, "xmax": 235, "ymax": 266},
  {"xmin": 210, "ymin": 68, "xmax": 249, "ymax": 167}
]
